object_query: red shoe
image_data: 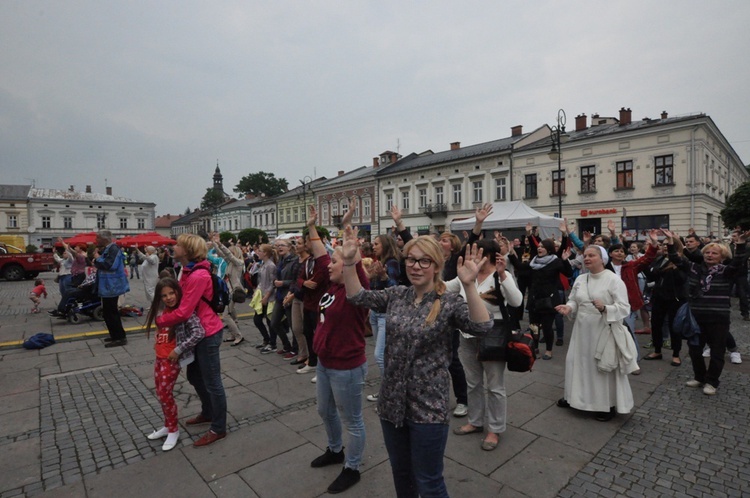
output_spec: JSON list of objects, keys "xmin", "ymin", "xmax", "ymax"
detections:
[
  {"xmin": 185, "ymin": 414, "xmax": 211, "ymax": 425},
  {"xmin": 276, "ymin": 348, "xmax": 290, "ymax": 355},
  {"xmin": 283, "ymin": 352, "xmax": 298, "ymax": 360},
  {"xmin": 193, "ymin": 430, "xmax": 226, "ymax": 447},
  {"xmin": 635, "ymin": 328, "xmax": 651, "ymax": 335}
]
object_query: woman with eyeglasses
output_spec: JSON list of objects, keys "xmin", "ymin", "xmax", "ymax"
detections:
[{"xmin": 342, "ymin": 227, "xmax": 492, "ymax": 498}]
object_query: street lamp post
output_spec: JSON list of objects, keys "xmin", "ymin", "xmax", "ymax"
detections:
[{"xmin": 548, "ymin": 109, "xmax": 569, "ymax": 218}]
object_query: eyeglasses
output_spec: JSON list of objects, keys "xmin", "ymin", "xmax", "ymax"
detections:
[{"xmin": 405, "ymin": 257, "xmax": 434, "ymax": 269}]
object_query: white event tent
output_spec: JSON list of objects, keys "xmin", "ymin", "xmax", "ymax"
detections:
[{"xmin": 450, "ymin": 201, "xmax": 564, "ymax": 239}]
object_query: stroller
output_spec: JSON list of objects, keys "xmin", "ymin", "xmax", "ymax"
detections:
[{"xmin": 62, "ymin": 273, "xmax": 104, "ymax": 323}]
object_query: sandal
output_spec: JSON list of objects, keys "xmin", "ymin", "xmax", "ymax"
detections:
[
  {"xmin": 481, "ymin": 436, "xmax": 498, "ymax": 451},
  {"xmin": 671, "ymin": 358, "xmax": 682, "ymax": 367},
  {"xmin": 643, "ymin": 353, "xmax": 663, "ymax": 360},
  {"xmin": 453, "ymin": 424, "xmax": 483, "ymax": 436}
]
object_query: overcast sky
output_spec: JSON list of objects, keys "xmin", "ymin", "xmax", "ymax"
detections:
[{"xmin": 2, "ymin": 1, "xmax": 749, "ymax": 216}]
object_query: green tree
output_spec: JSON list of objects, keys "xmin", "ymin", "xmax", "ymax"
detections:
[
  {"xmin": 219, "ymin": 231, "xmax": 236, "ymax": 246},
  {"xmin": 234, "ymin": 172, "xmax": 288, "ymax": 198},
  {"xmin": 721, "ymin": 181, "xmax": 750, "ymax": 230},
  {"xmin": 201, "ymin": 188, "xmax": 226, "ymax": 211},
  {"xmin": 237, "ymin": 228, "xmax": 269, "ymax": 245},
  {"xmin": 184, "ymin": 206, "xmax": 192, "ymax": 215}
]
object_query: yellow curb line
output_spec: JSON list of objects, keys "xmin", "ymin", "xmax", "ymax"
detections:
[{"xmin": 0, "ymin": 311, "xmax": 256, "ymax": 349}]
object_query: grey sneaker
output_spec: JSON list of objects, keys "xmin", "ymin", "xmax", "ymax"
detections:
[
  {"xmin": 703, "ymin": 384, "xmax": 717, "ymax": 395},
  {"xmin": 686, "ymin": 379, "xmax": 703, "ymax": 388},
  {"xmin": 453, "ymin": 403, "xmax": 468, "ymax": 417}
]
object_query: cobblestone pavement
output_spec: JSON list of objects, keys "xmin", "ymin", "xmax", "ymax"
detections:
[
  {"xmin": 560, "ymin": 368, "xmax": 750, "ymax": 498},
  {"xmin": 1, "ymin": 273, "xmax": 749, "ymax": 497}
]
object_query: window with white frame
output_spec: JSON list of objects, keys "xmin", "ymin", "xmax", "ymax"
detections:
[
  {"xmin": 137, "ymin": 218, "xmax": 145, "ymax": 229},
  {"xmin": 401, "ymin": 191, "xmax": 409, "ymax": 210},
  {"xmin": 293, "ymin": 208, "xmax": 299, "ymax": 222},
  {"xmin": 321, "ymin": 203, "xmax": 329, "ymax": 222},
  {"xmin": 385, "ymin": 193, "xmax": 393, "ymax": 212},
  {"xmin": 580, "ymin": 165, "xmax": 596, "ymax": 193},
  {"xmin": 654, "ymin": 155, "xmax": 674, "ymax": 185},
  {"xmin": 279, "ymin": 209, "xmax": 285, "ymax": 223},
  {"xmin": 63, "ymin": 217, "xmax": 73, "ymax": 229},
  {"xmin": 42, "ymin": 216, "xmax": 51, "ymax": 229},
  {"xmin": 495, "ymin": 178, "xmax": 507, "ymax": 201},
  {"xmin": 234, "ymin": 219, "xmax": 239, "ymax": 230},
  {"xmin": 452, "ymin": 184, "xmax": 462, "ymax": 205},
  {"xmin": 265, "ymin": 213, "xmax": 269, "ymax": 226},
  {"xmin": 552, "ymin": 169, "xmax": 566, "ymax": 196},
  {"xmin": 363, "ymin": 196, "xmax": 371, "ymax": 218},
  {"xmin": 472, "ymin": 180, "xmax": 483, "ymax": 203},
  {"xmin": 270, "ymin": 213, "xmax": 274, "ymax": 225},
  {"xmin": 419, "ymin": 188, "xmax": 427, "ymax": 208},
  {"xmin": 524, "ymin": 174, "xmax": 537, "ymax": 198},
  {"xmin": 8, "ymin": 214, "xmax": 18, "ymax": 228},
  {"xmin": 435, "ymin": 186, "xmax": 444, "ymax": 205},
  {"xmin": 353, "ymin": 198, "xmax": 360, "ymax": 219},
  {"xmin": 120, "ymin": 218, "xmax": 128, "ymax": 229},
  {"xmin": 331, "ymin": 202, "xmax": 339, "ymax": 218},
  {"xmin": 341, "ymin": 198, "xmax": 349, "ymax": 215}
]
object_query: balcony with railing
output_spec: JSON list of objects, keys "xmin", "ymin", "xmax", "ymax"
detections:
[{"xmin": 421, "ymin": 203, "xmax": 448, "ymax": 218}]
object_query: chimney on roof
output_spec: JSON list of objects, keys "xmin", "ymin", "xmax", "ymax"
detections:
[
  {"xmin": 373, "ymin": 157, "xmax": 379, "ymax": 168},
  {"xmin": 575, "ymin": 114, "xmax": 588, "ymax": 131},
  {"xmin": 450, "ymin": 142, "xmax": 460, "ymax": 150},
  {"xmin": 511, "ymin": 125, "xmax": 523, "ymax": 137},
  {"xmin": 106, "ymin": 187, "xmax": 112, "ymax": 196},
  {"xmin": 338, "ymin": 170, "xmax": 345, "ymax": 176},
  {"xmin": 85, "ymin": 185, "xmax": 92, "ymax": 193},
  {"xmin": 661, "ymin": 111, "xmax": 668, "ymax": 119},
  {"xmin": 619, "ymin": 107, "xmax": 632, "ymax": 126}
]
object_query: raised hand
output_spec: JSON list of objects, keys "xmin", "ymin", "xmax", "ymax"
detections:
[
  {"xmin": 341, "ymin": 225, "xmax": 359, "ymax": 261},
  {"xmin": 607, "ymin": 219, "xmax": 616, "ymax": 234},
  {"xmin": 341, "ymin": 197, "xmax": 357, "ymax": 228},
  {"xmin": 559, "ymin": 218, "xmax": 568, "ymax": 233},
  {"xmin": 475, "ymin": 203, "xmax": 493, "ymax": 223},
  {"xmin": 389, "ymin": 204, "xmax": 403, "ymax": 225},
  {"xmin": 457, "ymin": 243, "xmax": 486, "ymax": 285},
  {"xmin": 646, "ymin": 229, "xmax": 659, "ymax": 246},
  {"xmin": 526, "ymin": 222, "xmax": 533, "ymax": 234},
  {"xmin": 306, "ymin": 205, "xmax": 318, "ymax": 228},
  {"xmin": 582, "ymin": 231, "xmax": 592, "ymax": 245},
  {"xmin": 495, "ymin": 253, "xmax": 507, "ymax": 278}
]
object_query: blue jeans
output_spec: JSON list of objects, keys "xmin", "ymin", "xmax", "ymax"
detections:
[
  {"xmin": 380, "ymin": 419, "xmax": 450, "ymax": 498},
  {"xmin": 187, "ymin": 331, "xmax": 227, "ymax": 434},
  {"xmin": 369, "ymin": 311, "xmax": 386, "ymax": 375},
  {"xmin": 316, "ymin": 362, "xmax": 367, "ymax": 470}
]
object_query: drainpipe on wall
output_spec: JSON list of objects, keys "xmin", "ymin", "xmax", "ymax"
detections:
[
  {"xmin": 509, "ymin": 148, "xmax": 514, "ymax": 201},
  {"xmin": 690, "ymin": 126, "xmax": 697, "ymax": 227}
]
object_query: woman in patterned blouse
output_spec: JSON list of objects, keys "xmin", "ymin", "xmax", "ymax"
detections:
[{"xmin": 342, "ymin": 228, "xmax": 492, "ymax": 498}]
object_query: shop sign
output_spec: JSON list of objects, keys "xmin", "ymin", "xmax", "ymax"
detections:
[{"xmin": 580, "ymin": 208, "xmax": 617, "ymax": 217}]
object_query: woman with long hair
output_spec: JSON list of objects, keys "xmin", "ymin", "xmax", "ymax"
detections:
[
  {"xmin": 365, "ymin": 233, "xmax": 401, "ymax": 402},
  {"xmin": 343, "ymin": 231, "xmax": 491, "ymax": 498},
  {"xmin": 254, "ymin": 243, "xmax": 277, "ymax": 353},
  {"xmin": 210, "ymin": 234, "xmax": 245, "ymax": 346}
]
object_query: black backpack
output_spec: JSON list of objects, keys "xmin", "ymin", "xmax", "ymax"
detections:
[{"xmin": 193, "ymin": 265, "xmax": 230, "ymax": 314}]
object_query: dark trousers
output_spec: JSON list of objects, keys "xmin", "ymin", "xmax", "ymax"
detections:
[
  {"xmin": 734, "ymin": 274, "xmax": 749, "ymax": 317},
  {"xmin": 448, "ymin": 329, "xmax": 467, "ymax": 405},
  {"xmin": 303, "ymin": 309, "xmax": 319, "ymax": 366},
  {"xmin": 253, "ymin": 304, "xmax": 271, "ymax": 345},
  {"xmin": 187, "ymin": 331, "xmax": 227, "ymax": 434},
  {"xmin": 689, "ymin": 317, "xmax": 728, "ymax": 388},
  {"xmin": 269, "ymin": 302, "xmax": 292, "ymax": 350},
  {"xmin": 380, "ymin": 419, "xmax": 450, "ymax": 498},
  {"xmin": 530, "ymin": 312, "xmax": 556, "ymax": 353},
  {"xmin": 101, "ymin": 296, "xmax": 126, "ymax": 340},
  {"xmin": 649, "ymin": 296, "xmax": 683, "ymax": 356}
]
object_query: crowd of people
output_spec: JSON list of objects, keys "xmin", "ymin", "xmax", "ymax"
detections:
[{"xmin": 41, "ymin": 211, "xmax": 748, "ymax": 496}]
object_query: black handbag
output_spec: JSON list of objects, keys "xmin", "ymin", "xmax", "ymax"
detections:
[
  {"xmin": 477, "ymin": 274, "xmax": 513, "ymax": 362},
  {"xmin": 232, "ymin": 288, "xmax": 247, "ymax": 303},
  {"xmin": 530, "ymin": 294, "xmax": 555, "ymax": 313}
]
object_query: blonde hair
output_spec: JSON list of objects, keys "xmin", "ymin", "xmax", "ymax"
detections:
[
  {"xmin": 702, "ymin": 242, "xmax": 731, "ymax": 260},
  {"xmin": 438, "ymin": 232, "xmax": 462, "ymax": 254},
  {"xmin": 403, "ymin": 236, "xmax": 446, "ymax": 325},
  {"xmin": 176, "ymin": 234, "xmax": 207, "ymax": 262},
  {"xmin": 259, "ymin": 243, "xmax": 277, "ymax": 263}
]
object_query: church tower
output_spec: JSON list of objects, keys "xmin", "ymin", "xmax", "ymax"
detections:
[{"xmin": 213, "ymin": 161, "xmax": 224, "ymax": 192}]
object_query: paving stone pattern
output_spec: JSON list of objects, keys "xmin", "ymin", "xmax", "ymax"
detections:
[{"xmin": 559, "ymin": 368, "xmax": 750, "ymax": 498}]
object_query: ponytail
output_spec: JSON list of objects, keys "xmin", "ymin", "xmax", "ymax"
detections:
[{"xmin": 425, "ymin": 280, "xmax": 446, "ymax": 325}]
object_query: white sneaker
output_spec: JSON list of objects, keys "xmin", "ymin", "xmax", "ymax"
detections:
[
  {"xmin": 162, "ymin": 431, "xmax": 180, "ymax": 451},
  {"xmin": 147, "ymin": 427, "xmax": 169, "ymax": 440},
  {"xmin": 296, "ymin": 364, "xmax": 315, "ymax": 374},
  {"xmin": 703, "ymin": 384, "xmax": 717, "ymax": 396},
  {"xmin": 702, "ymin": 346, "xmax": 711, "ymax": 358},
  {"xmin": 730, "ymin": 351, "xmax": 742, "ymax": 364},
  {"xmin": 686, "ymin": 379, "xmax": 703, "ymax": 388},
  {"xmin": 311, "ymin": 376, "xmax": 317, "ymax": 383},
  {"xmin": 367, "ymin": 393, "xmax": 379, "ymax": 402},
  {"xmin": 453, "ymin": 403, "xmax": 468, "ymax": 417}
]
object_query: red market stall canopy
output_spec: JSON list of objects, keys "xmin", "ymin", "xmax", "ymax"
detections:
[
  {"xmin": 56, "ymin": 232, "xmax": 100, "ymax": 248},
  {"xmin": 116, "ymin": 232, "xmax": 177, "ymax": 247}
]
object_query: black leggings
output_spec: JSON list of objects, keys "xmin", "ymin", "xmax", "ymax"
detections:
[
  {"xmin": 649, "ymin": 296, "xmax": 683, "ymax": 356},
  {"xmin": 530, "ymin": 312, "xmax": 556, "ymax": 353},
  {"xmin": 253, "ymin": 304, "xmax": 271, "ymax": 344}
]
